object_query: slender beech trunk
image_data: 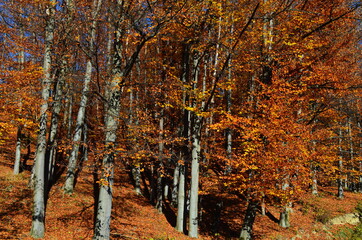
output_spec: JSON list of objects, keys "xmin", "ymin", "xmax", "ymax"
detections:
[
  {"xmin": 82, "ymin": 123, "xmax": 89, "ymax": 162},
  {"xmin": 93, "ymin": 28, "xmax": 123, "ymax": 240},
  {"xmin": 47, "ymin": 61, "xmax": 66, "ymax": 183},
  {"xmin": 131, "ymin": 165, "xmax": 142, "ymax": 195},
  {"xmin": 156, "ymin": 110, "xmax": 164, "ymax": 213},
  {"xmin": 348, "ymin": 118, "xmax": 355, "ymax": 191},
  {"xmin": 208, "ymin": 12, "xmax": 222, "ymax": 128},
  {"xmin": 261, "ymin": 0, "xmax": 274, "ymax": 86},
  {"xmin": 176, "ymin": 43, "xmax": 193, "ymax": 234},
  {"xmin": 311, "ymin": 137, "xmax": 318, "ymax": 195},
  {"xmin": 225, "ymin": 92, "xmax": 232, "ymax": 169},
  {"xmin": 225, "ymin": 53, "xmax": 232, "ymax": 174},
  {"xmin": 279, "ymin": 207, "xmax": 291, "ymax": 228},
  {"xmin": 176, "ymin": 43, "xmax": 191, "ymax": 233},
  {"xmin": 94, "ymin": 9, "xmax": 157, "ymax": 237},
  {"xmin": 279, "ymin": 182, "xmax": 291, "ymax": 228},
  {"xmin": 239, "ymin": 201, "xmax": 258, "ymax": 240},
  {"xmin": 172, "ymin": 161, "xmax": 180, "ymax": 206},
  {"xmin": 14, "ymin": 126, "xmax": 22, "ymax": 174},
  {"xmin": 62, "ymin": 87, "xmax": 74, "ymax": 139},
  {"xmin": 188, "ymin": 52, "xmax": 201, "ymax": 238},
  {"xmin": 30, "ymin": 1, "xmax": 55, "ymax": 238},
  {"xmin": 64, "ymin": 0, "xmax": 102, "ymax": 194},
  {"xmin": 358, "ymin": 120, "xmax": 362, "ymax": 192},
  {"xmin": 176, "ymin": 160, "xmax": 186, "ymax": 232},
  {"xmin": 67, "ymin": 93, "xmax": 73, "ymax": 138},
  {"xmin": 260, "ymin": 196, "xmax": 266, "ymax": 216},
  {"xmin": 338, "ymin": 126, "xmax": 344, "ymax": 199},
  {"xmin": 188, "ymin": 115, "xmax": 201, "ymax": 238},
  {"xmin": 14, "ymin": 30, "xmax": 25, "ymax": 175},
  {"xmin": 48, "ymin": 0, "xmax": 75, "ymax": 184},
  {"xmin": 311, "ymin": 166, "xmax": 318, "ymax": 195},
  {"xmin": 129, "ymin": 66, "xmax": 142, "ymax": 195}
]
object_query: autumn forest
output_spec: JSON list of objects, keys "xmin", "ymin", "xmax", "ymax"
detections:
[{"xmin": 0, "ymin": 0, "xmax": 362, "ymax": 239}]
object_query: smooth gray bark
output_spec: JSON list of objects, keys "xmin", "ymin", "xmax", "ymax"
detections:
[
  {"xmin": 94, "ymin": 6, "xmax": 156, "ymax": 237},
  {"xmin": 188, "ymin": 127, "xmax": 201, "ymax": 238},
  {"xmin": 176, "ymin": 44, "xmax": 190, "ymax": 233},
  {"xmin": 131, "ymin": 165, "xmax": 142, "ymax": 195},
  {"xmin": 30, "ymin": 2, "xmax": 55, "ymax": 238},
  {"xmin": 311, "ymin": 138, "xmax": 318, "ymax": 195},
  {"xmin": 129, "ymin": 83, "xmax": 141, "ymax": 195},
  {"xmin": 188, "ymin": 53, "xmax": 202, "ymax": 238},
  {"xmin": 47, "ymin": 61, "xmax": 66, "ymax": 183},
  {"xmin": 67, "ymin": 93, "xmax": 73, "ymax": 138},
  {"xmin": 82, "ymin": 123, "xmax": 89, "ymax": 162},
  {"xmin": 338, "ymin": 127, "xmax": 344, "ymax": 199},
  {"xmin": 156, "ymin": 111, "xmax": 164, "ymax": 213},
  {"xmin": 176, "ymin": 162, "xmax": 186, "ymax": 233},
  {"xmin": 94, "ymin": 70, "xmax": 121, "ymax": 239},
  {"xmin": 279, "ymin": 205, "xmax": 292, "ymax": 228},
  {"xmin": 279, "ymin": 181, "xmax": 291, "ymax": 228},
  {"xmin": 14, "ymin": 29, "xmax": 25, "ymax": 175},
  {"xmin": 48, "ymin": 0, "xmax": 75, "ymax": 183},
  {"xmin": 348, "ymin": 118, "xmax": 354, "ymax": 191},
  {"xmin": 260, "ymin": 197, "xmax": 266, "ymax": 216},
  {"xmin": 358, "ymin": 121, "xmax": 362, "ymax": 192},
  {"xmin": 224, "ymin": 53, "xmax": 232, "ymax": 174},
  {"xmin": 64, "ymin": 0, "xmax": 102, "ymax": 194},
  {"xmin": 239, "ymin": 201, "xmax": 258, "ymax": 240},
  {"xmin": 172, "ymin": 161, "xmax": 180, "ymax": 206},
  {"xmin": 62, "ymin": 85, "xmax": 74, "ymax": 139},
  {"xmin": 14, "ymin": 126, "xmax": 22, "ymax": 175}
]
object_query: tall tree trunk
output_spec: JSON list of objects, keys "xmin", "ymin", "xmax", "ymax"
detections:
[
  {"xmin": 93, "ymin": 11, "xmax": 124, "ymax": 231},
  {"xmin": 172, "ymin": 161, "xmax": 180, "ymax": 207},
  {"xmin": 47, "ymin": 60, "xmax": 66, "ymax": 184},
  {"xmin": 224, "ymin": 13, "xmax": 234, "ymax": 175},
  {"xmin": 129, "ymin": 75, "xmax": 142, "ymax": 195},
  {"xmin": 94, "ymin": 67, "xmax": 121, "ymax": 238},
  {"xmin": 47, "ymin": 0, "xmax": 75, "ymax": 183},
  {"xmin": 188, "ymin": 117, "xmax": 201, "ymax": 238},
  {"xmin": 188, "ymin": 52, "xmax": 201, "ymax": 238},
  {"xmin": 30, "ymin": 1, "xmax": 55, "ymax": 238},
  {"xmin": 64, "ymin": 0, "xmax": 102, "ymax": 194},
  {"xmin": 14, "ymin": 28, "xmax": 25, "ymax": 175},
  {"xmin": 131, "ymin": 165, "xmax": 142, "ymax": 195},
  {"xmin": 176, "ymin": 159, "xmax": 186, "ymax": 233},
  {"xmin": 94, "ymin": 7, "xmax": 155, "ymax": 237},
  {"xmin": 14, "ymin": 126, "xmax": 22, "ymax": 175},
  {"xmin": 239, "ymin": 201, "xmax": 258, "ymax": 240},
  {"xmin": 338, "ymin": 127, "xmax": 344, "ymax": 199},
  {"xmin": 348, "ymin": 118, "xmax": 355, "ymax": 191},
  {"xmin": 358, "ymin": 120, "xmax": 362, "ymax": 192},
  {"xmin": 225, "ymin": 56, "xmax": 232, "ymax": 174},
  {"xmin": 67, "ymin": 92, "xmax": 73, "ymax": 138},
  {"xmin": 156, "ymin": 110, "xmax": 164, "ymax": 213},
  {"xmin": 279, "ymin": 181, "xmax": 291, "ymax": 228},
  {"xmin": 261, "ymin": 0, "xmax": 274, "ymax": 86},
  {"xmin": 176, "ymin": 43, "xmax": 191, "ymax": 233},
  {"xmin": 311, "ymin": 136, "xmax": 318, "ymax": 195},
  {"xmin": 82, "ymin": 123, "xmax": 89, "ymax": 162},
  {"xmin": 279, "ymin": 204, "xmax": 292, "ymax": 228},
  {"xmin": 62, "ymin": 85, "xmax": 74, "ymax": 139}
]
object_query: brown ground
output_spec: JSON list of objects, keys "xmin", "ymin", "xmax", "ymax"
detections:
[{"xmin": 1, "ymin": 153, "xmax": 362, "ymax": 240}]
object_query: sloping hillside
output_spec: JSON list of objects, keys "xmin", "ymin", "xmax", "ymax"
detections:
[{"xmin": 1, "ymin": 154, "xmax": 362, "ymax": 240}]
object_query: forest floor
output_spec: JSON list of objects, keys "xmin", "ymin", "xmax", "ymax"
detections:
[{"xmin": 1, "ymin": 152, "xmax": 362, "ymax": 240}]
